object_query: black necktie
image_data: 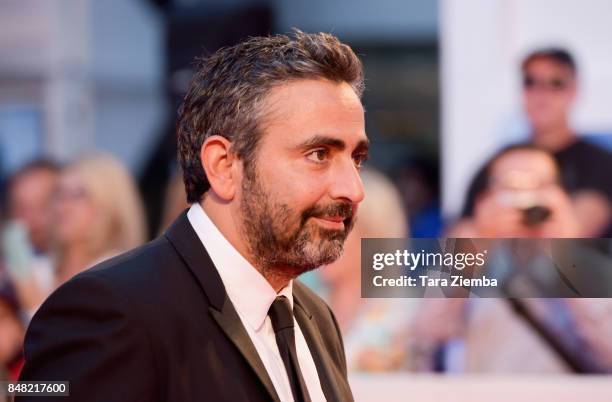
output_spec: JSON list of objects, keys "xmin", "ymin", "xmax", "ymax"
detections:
[{"xmin": 268, "ymin": 296, "xmax": 311, "ymax": 402}]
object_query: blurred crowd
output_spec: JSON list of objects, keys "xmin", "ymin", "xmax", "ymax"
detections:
[
  {"xmin": 1, "ymin": 46, "xmax": 612, "ymax": 382},
  {"xmin": 452, "ymin": 48, "xmax": 612, "ymax": 238},
  {"xmin": 0, "ymin": 154, "xmax": 147, "ymax": 381},
  {"xmin": 306, "ymin": 47, "xmax": 612, "ymax": 375}
]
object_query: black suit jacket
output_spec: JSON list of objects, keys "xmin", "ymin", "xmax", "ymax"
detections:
[{"xmin": 17, "ymin": 211, "xmax": 354, "ymax": 402}]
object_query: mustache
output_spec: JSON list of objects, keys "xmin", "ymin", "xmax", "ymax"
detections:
[{"xmin": 301, "ymin": 202, "xmax": 355, "ymax": 226}]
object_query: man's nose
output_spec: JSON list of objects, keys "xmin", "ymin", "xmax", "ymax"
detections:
[{"xmin": 328, "ymin": 157, "xmax": 365, "ymax": 204}]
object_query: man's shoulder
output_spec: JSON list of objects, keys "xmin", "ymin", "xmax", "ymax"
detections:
[
  {"xmin": 30, "ymin": 234, "xmax": 209, "ymax": 347},
  {"xmin": 293, "ymin": 279, "xmax": 349, "ymax": 376},
  {"xmin": 58, "ymin": 235, "xmax": 198, "ymax": 312},
  {"xmin": 86, "ymin": 236, "xmax": 176, "ymax": 282},
  {"xmin": 566, "ymin": 137, "xmax": 612, "ymax": 161},
  {"xmin": 293, "ymin": 280, "xmax": 328, "ymax": 311}
]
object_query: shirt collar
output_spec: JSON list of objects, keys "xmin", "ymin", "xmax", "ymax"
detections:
[{"xmin": 187, "ymin": 203, "xmax": 293, "ymax": 330}]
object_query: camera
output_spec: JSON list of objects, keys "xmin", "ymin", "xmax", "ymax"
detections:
[{"xmin": 489, "ymin": 170, "xmax": 553, "ymax": 226}]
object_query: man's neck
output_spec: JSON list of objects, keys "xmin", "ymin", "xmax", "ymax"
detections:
[
  {"xmin": 200, "ymin": 197, "xmax": 292, "ymax": 293},
  {"xmin": 259, "ymin": 266, "xmax": 294, "ymax": 293},
  {"xmin": 532, "ymin": 121, "xmax": 576, "ymax": 152}
]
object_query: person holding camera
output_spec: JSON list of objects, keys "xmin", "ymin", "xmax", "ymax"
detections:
[
  {"xmin": 447, "ymin": 145, "xmax": 612, "ymax": 373},
  {"xmin": 450, "ymin": 144, "xmax": 579, "ymax": 238},
  {"xmin": 460, "ymin": 48, "xmax": 612, "ymax": 237}
]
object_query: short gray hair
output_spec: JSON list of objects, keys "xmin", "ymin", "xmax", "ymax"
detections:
[{"xmin": 177, "ymin": 30, "xmax": 364, "ymax": 203}]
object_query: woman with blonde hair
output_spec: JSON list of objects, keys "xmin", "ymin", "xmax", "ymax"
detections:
[
  {"xmin": 52, "ymin": 154, "xmax": 146, "ymax": 285},
  {"xmin": 319, "ymin": 168, "xmax": 427, "ymax": 371}
]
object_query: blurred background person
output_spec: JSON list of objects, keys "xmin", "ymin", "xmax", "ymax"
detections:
[
  {"xmin": 460, "ymin": 48, "xmax": 612, "ymax": 236},
  {"xmin": 0, "ymin": 273, "xmax": 25, "ymax": 381},
  {"xmin": 317, "ymin": 169, "xmax": 426, "ymax": 372},
  {"xmin": 6, "ymin": 159, "xmax": 60, "ymax": 256},
  {"xmin": 444, "ymin": 144, "xmax": 612, "ymax": 373},
  {"xmin": 52, "ymin": 154, "xmax": 146, "ymax": 286},
  {"xmin": 451, "ymin": 144, "xmax": 580, "ymax": 238},
  {"xmin": 3, "ymin": 160, "xmax": 60, "ymax": 317}
]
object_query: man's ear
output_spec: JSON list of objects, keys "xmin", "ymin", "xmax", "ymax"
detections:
[{"xmin": 200, "ymin": 135, "xmax": 238, "ymax": 201}]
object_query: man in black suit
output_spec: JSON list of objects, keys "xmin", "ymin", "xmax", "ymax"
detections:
[{"xmin": 17, "ymin": 30, "xmax": 368, "ymax": 401}]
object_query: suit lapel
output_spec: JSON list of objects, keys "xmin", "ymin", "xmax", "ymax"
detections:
[
  {"xmin": 164, "ymin": 210, "xmax": 280, "ymax": 402},
  {"xmin": 210, "ymin": 300, "xmax": 280, "ymax": 402},
  {"xmin": 293, "ymin": 292, "xmax": 344, "ymax": 402}
]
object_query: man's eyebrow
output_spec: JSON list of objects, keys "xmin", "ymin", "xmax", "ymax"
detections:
[
  {"xmin": 295, "ymin": 135, "xmax": 347, "ymax": 151},
  {"xmin": 295, "ymin": 135, "xmax": 370, "ymax": 153}
]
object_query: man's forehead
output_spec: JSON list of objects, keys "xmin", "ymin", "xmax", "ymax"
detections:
[
  {"xmin": 263, "ymin": 80, "xmax": 363, "ymax": 117},
  {"xmin": 259, "ymin": 79, "xmax": 366, "ymax": 146},
  {"xmin": 525, "ymin": 58, "xmax": 574, "ymax": 76},
  {"xmin": 493, "ymin": 151, "xmax": 556, "ymax": 173}
]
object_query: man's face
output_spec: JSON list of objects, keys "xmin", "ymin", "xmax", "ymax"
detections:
[
  {"xmin": 9, "ymin": 170, "xmax": 58, "ymax": 253},
  {"xmin": 238, "ymin": 79, "xmax": 368, "ymax": 276},
  {"xmin": 522, "ymin": 58, "xmax": 576, "ymax": 132}
]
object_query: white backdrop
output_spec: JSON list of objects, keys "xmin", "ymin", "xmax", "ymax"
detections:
[
  {"xmin": 350, "ymin": 373, "xmax": 612, "ymax": 402},
  {"xmin": 441, "ymin": 0, "xmax": 612, "ymax": 218}
]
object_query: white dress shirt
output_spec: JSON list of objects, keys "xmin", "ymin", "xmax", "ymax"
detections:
[{"xmin": 187, "ymin": 203, "xmax": 326, "ymax": 402}]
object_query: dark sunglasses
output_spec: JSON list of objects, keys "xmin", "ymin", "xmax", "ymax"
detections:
[{"xmin": 523, "ymin": 76, "xmax": 568, "ymax": 91}]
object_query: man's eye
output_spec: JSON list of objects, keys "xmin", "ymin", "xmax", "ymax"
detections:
[
  {"xmin": 306, "ymin": 149, "xmax": 329, "ymax": 163},
  {"xmin": 353, "ymin": 153, "xmax": 368, "ymax": 168}
]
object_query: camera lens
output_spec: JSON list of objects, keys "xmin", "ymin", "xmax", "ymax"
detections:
[{"xmin": 522, "ymin": 205, "xmax": 552, "ymax": 226}]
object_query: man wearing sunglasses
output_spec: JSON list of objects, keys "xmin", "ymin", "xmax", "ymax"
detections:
[{"xmin": 461, "ymin": 48, "xmax": 612, "ymax": 237}]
